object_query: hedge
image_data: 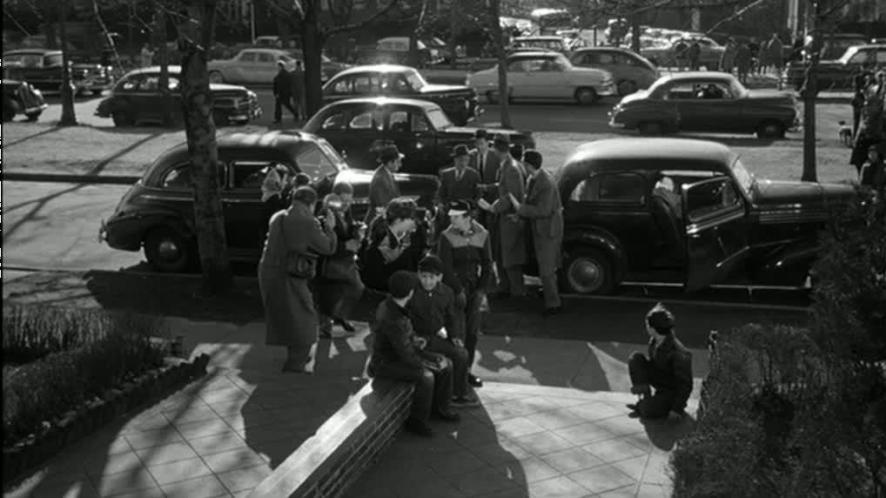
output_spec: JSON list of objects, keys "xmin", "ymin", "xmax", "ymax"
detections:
[
  {"xmin": 2, "ymin": 307, "xmax": 168, "ymax": 445},
  {"xmin": 672, "ymin": 191, "xmax": 886, "ymax": 497}
]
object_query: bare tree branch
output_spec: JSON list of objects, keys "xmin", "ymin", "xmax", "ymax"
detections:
[
  {"xmin": 703, "ymin": 0, "xmax": 769, "ymax": 36},
  {"xmin": 325, "ymin": 0, "xmax": 400, "ymax": 36}
]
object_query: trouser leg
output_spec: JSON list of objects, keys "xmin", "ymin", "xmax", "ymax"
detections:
[
  {"xmin": 628, "ymin": 352, "xmax": 652, "ymax": 390},
  {"xmin": 372, "ymin": 362, "xmax": 433, "ymax": 424},
  {"xmin": 427, "ymin": 337, "xmax": 469, "ymax": 398},
  {"xmin": 540, "ymin": 273, "xmax": 560, "ymax": 309},
  {"xmin": 495, "ymin": 262, "xmax": 509, "ymax": 293},
  {"xmin": 505, "ymin": 266, "xmax": 525, "ymax": 296},
  {"xmin": 274, "ymin": 97, "xmax": 283, "ymax": 121},
  {"xmin": 464, "ymin": 290, "xmax": 483, "ymax": 368},
  {"xmin": 432, "ymin": 356, "xmax": 454, "ymax": 413}
]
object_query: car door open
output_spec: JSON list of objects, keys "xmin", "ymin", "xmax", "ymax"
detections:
[{"xmin": 682, "ymin": 176, "xmax": 750, "ymax": 291}]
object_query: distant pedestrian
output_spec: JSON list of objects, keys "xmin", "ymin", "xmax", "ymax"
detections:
[
  {"xmin": 852, "ymin": 73, "xmax": 874, "ymax": 138},
  {"xmin": 507, "ymin": 150, "xmax": 563, "ymax": 316},
  {"xmin": 140, "ymin": 43, "xmax": 155, "ymax": 67},
  {"xmin": 851, "ymin": 84, "xmax": 885, "ymax": 171},
  {"xmin": 438, "ymin": 200, "xmax": 493, "ymax": 389},
  {"xmin": 720, "ymin": 38, "xmax": 736, "ymax": 74},
  {"xmin": 627, "ymin": 303, "xmax": 693, "ymax": 420},
  {"xmin": 368, "ymin": 270, "xmax": 460, "ymax": 437},
  {"xmin": 259, "ymin": 186, "xmax": 337, "ymax": 373},
  {"xmin": 687, "ymin": 40, "xmax": 701, "ymax": 71},
  {"xmin": 291, "ymin": 60, "xmax": 307, "ymax": 121},
  {"xmin": 859, "ymin": 144, "xmax": 886, "ymax": 190},
  {"xmin": 674, "ymin": 39, "xmax": 689, "ymax": 70},
  {"xmin": 764, "ymin": 33, "xmax": 784, "ymax": 74},
  {"xmin": 272, "ymin": 61, "xmax": 298, "ymax": 124},
  {"xmin": 735, "ymin": 42, "xmax": 752, "ymax": 84},
  {"xmin": 748, "ymin": 38, "xmax": 761, "ymax": 74}
]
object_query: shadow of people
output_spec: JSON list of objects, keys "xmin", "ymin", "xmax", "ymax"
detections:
[{"xmin": 640, "ymin": 414, "xmax": 697, "ymax": 451}]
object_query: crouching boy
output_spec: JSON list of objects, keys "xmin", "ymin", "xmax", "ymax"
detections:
[{"xmin": 368, "ymin": 270, "xmax": 460, "ymax": 437}]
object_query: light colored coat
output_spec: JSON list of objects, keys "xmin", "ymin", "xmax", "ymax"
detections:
[
  {"xmin": 491, "ymin": 156, "xmax": 527, "ymax": 268},
  {"xmin": 517, "ymin": 169, "xmax": 563, "ymax": 276},
  {"xmin": 259, "ymin": 204, "xmax": 337, "ymax": 351}
]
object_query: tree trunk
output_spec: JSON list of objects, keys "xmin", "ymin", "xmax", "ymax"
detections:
[
  {"xmin": 155, "ymin": 4, "xmax": 173, "ymax": 126},
  {"xmin": 489, "ymin": 0, "xmax": 511, "ymax": 128},
  {"xmin": 449, "ymin": 0, "xmax": 459, "ymax": 69},
  {"xmin": 801, "ymin": 7, "xmax": 822, "ymax": 183},
  {"xmin": 58, "ymin": 3, "xmax": 77, "ymax": 126},
  {"xmin": 180, "ymin": 0, "xmax": 233, "ymax": 294},
  {"xmin": 630, "ymin": 15, "xmax": 641, "ymax": 54},
  {"xmin": 301, "ymin": 5, "xmax": 325, "ymax": 118}
]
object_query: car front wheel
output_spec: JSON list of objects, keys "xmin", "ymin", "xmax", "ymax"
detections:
[
  {"xmin": 144, "ymin": 226, "xmax": 192, "ymax": 273},
  {"xmin": 574, "ymin": 87, "xmax": 598, "ymax": 105},
  {"xmin": 562, "ymin": 248, "xmax": 615, "ymax": 295},
  {"xmin": 617, "ymin": 80, "xmax": 638, "ymax": 96},
  {"xmin": 25, "ymin": 111, "xmax": 41, "ymax": 122},
  {"xmin": 209, "ymin": 71, "xmax": 224, "ymax": 83},
  {"xmin": 756, "ymin": 120, "xmax": 786, "ymax": 139},
  {"xmin": 638, "ymin": 121, "xmax": 665, "ymax": 135},
  {"xmin": 112, "ymin": 110, "xmax": 135, "ymax": 127}
]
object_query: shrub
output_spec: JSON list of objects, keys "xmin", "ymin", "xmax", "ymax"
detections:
[
  {"xmin": 2, "ymin": 308, "xmax": 168, "ymax": 444},
  {"xmin": 673, "ymin": 194, "xmax": 886, "ymax": 497}
]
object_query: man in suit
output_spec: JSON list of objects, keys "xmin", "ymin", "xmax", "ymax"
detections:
[
  {"xmin": 478, "ymin": 134, "xmax": 526, "ymax": 298},
  {"xmin": 439, "ymin": 144, "xmax": 481, "ymax": 205},
  {"xmin": 509, "ymin": 150, "xmax": 563, "ymax": 315},
  {"xmin": 469, "ymin": 130, "xmax": 499, "ymax": 194},
  {"xmin": 365, "ymin": 144, "xmax": 403, "ymax": 225}
]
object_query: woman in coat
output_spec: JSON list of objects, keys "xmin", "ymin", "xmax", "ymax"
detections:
[
  {"xmin": 259, "ymin": 186, "xmax": 337, "ymax": 373},
  {"xmin": 315, "ymin": 182, "xmax": 366, "ymax": 336}
]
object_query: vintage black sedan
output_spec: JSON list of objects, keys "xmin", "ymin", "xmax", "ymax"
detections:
[
  {"xmin": 783, "ymin": 44, "xmax": 886, "ymax": 91},
  {"xmin": 2, "ymin": 78, "xmax": 47, "ymax": 122},
  {"xmin": 303, "ymin": 97, "xmax": 534, "ymax": 176},
  {"xmin": 100, "ymin": 131, "xmax": 439, "ymax": 272},
  {"xmin": 3, "ymin": 48, "xmax": 113, "ymax": 95},
  {"xmin": 322, "ymin": 64, "xmax": 479, "ymax": 125},
  {"xmin": 608, "ymin": 72, "xmax": 799, "ymax": 139},
  {"xmin": 96, "ymin": 66, "xmax": 261, "ymax": 127},
  {"xmin": 550, "ymin": 138, "xmax": 855, "ymax": 294}
]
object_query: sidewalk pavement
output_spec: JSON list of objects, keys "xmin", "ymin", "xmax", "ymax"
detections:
[{"xmin": 4, "ymin": 317, "xmax": 703, "ymax": 498}]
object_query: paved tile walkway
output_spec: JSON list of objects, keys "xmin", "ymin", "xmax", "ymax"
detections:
[
  {"xmin": 349, "ymin": 383, "xmax": 695, "ymax": 498},
  {"xmin": 4, "ymin": 318, "xmax": 701, "ymax": 498}
]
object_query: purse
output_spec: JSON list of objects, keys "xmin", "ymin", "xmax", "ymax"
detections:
[
  {"xmin": 321, "ymin": 256, "xmax": 353, "ymax": 281},
  {"xmin": 279, "ymin": 214, "xmax": 317, "ymax": 279}
]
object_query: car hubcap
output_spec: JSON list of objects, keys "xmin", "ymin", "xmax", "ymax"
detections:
[
  {"xmin": 157, "ymin": 239, "xmax": 181, "ymax": 262},
  {"xmin": 570, "ymin": 258, "xmax": 603, "ymax": 293}
]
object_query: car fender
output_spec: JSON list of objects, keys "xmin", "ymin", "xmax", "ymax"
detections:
[
  {"xmin": 562, "ymin": 227, "xmax": 628, "ymax": 282},
  {"xmin": 754, "ymin": 241, "xmax": 817, "ymax": 285}
]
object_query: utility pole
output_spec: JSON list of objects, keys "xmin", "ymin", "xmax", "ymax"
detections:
[
  {"xmin": 58, "ymin": 1, "xmax": 77, "ymax": 126},
  {"xmin": 250, "ymin": 0, "xmax": 255, "ymax": 42}
]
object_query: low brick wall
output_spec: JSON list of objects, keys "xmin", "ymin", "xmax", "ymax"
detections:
[{"xmin": 248, "ymin": 379, "xmax": 414, "ymax": 498}]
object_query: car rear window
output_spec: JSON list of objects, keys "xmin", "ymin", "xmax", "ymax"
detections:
[
  {"xmin": 296, "ymin": 143, "xmax": 339, "ymax": 180},
  {"xmin": 161, "ymin": 164, "xmax": 193, "ymax": 189},
  {"xmin": 570, "ymin": 173, "xmax": 645, "ymax": 203}
]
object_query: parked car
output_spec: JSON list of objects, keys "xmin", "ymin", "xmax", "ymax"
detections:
[
  {"xmin": 95, "ymin": 66, "xmax": 262, "ymax": 127},
  {"xmin": 511, "ymin": 36, "xmax": 570, "ymax": 53},
  {"xmin": 253, "ymin": 36, "xmax": 281, "ymax": 47},
  {"xmin": 286, "ymin": 49, "xmax": 350, "ymax": 82},
  {"xmin": 551, "ymin": 138, "xmax": 856, "ymax": 294},
  {"xmin": 365, "ymin": 37, "xmax": 443, "ymax": 67},
  {"xmin": 641, "ymin": 36, "xmax": 724, "ymax": 69},
  {"xmin": 569, "ymin": 47, "xmax": 658, "ymax": 96},
  {"xmin": 608, "ymin": 72, "xmax": 798, "ymax": 138},
  {"xmin": 208, "ymin": 48, "xmax": 297, "ymax": 84},
  {"xmin": 303, "ymin": 97, "xmax": 534, "ymax": 175},
  {"xmin": 804, "ymin": 33, "xmax": 869, "ymax": 61},
  {"xmin": 99, "ymin": 131, "xmax": 440, "ymax": 272},
  {"xmin": 467, "ymin": 51, "xmax": 616, "ymax": 105},
  {"xmin": 783, "ymin": 44, "xmax": 886, "ymax": 92},
  {"xmin": 322, "ymin": 65, "xmax": 479, "ymax": 125},
  {"xmin": 3, "ymin": 48, "xmax": 113, "ymax": 95},
  {"xmin": 2, "ymin": 78, "xmax": 47, "ymax": 122}
]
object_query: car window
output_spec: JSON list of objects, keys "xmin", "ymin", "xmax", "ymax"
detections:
[
  {"xmin": 238, "ymin": 52, "xmax": 257, "ymax": 62},
  {"xmin": 507, "ymin": 59, "xmax": 529, "ymax": 71},
  {"xmin": 694, "ymin": 82, "xmax": 731, "ymax": 99},
  {"xmin": 595, "ymin": 53, "xmax": 616, "ymax": 64},
  {"xmin": 388, "ymin": 110, "xmax": 410, "ymax": 133},
  {"xmin": 321, "ymin": 110, "xmax": 348, "ymax": 130},
  {"xmin": 330, "ymin": 77, "xmax": 351, "ymax": 94},
  {"xmin": 162, "ymin": 164, "xmax": 193, "ymax": 189},
  {"xmin": 570, "ymin": 173, "xmax": 645, "ymax": 203},
  {"xmin": 257, "ymin": 52, "xmax": 276, "ymax": 63},
  {"xmin": 296, "ymin": 143, "xmax": 339, "ymax": 179},
  {"xmin": 352, "ymin": 75, "xmax": 380, "ymax": 94},
  {"xmin": 137, "ymin": 75, "xmax": 161, "ymax": 91},
  {"xmin": 877, "ymin": 50, "xmax": 886, "ymax": 64},
  {"xmin": 425, "ymin": 107, "xmax": 452, "ymax": 129},
  {"xmin": 348, "ymin": 109, "xmax": 383, "ymax": 130},
  {"xmin": 119, "ymin": 74, "xmax": 144, "ymax": 91},
  {"xmin": 231, "ymin": 161, "xmax": 283, "ymax": 190},
  {"xmin": 664, "ymin": 83, "xmax": 696, "ymax": 100},
  {"xmin": 849, "ymin": 50, "xmax": 871, "ymax": 64},
  {"xmin": 685, "ymin": 177, "xmax": 741, "ymax": 222},
  {"xmin": 411, "ymin": 110, "xmax": 431, "ymax": 132},
  {"xmin": 44, "ymin": 53, "xmax": 63, "ymax": 66}
]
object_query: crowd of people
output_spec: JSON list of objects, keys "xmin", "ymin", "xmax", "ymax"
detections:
[{"xmin": 850, "ymin": 69, "xmax": 886, "ymax": 190}]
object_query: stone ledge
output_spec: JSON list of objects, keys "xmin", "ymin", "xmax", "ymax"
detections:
[
  {"xmin": 249, "ymin": 379, "xmax": 414, "ymax": 498},
  {"xmin": 2, "ymin": 354, "xmax": 210, "ymax": 491}
]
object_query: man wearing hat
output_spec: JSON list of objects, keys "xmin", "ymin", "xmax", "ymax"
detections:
[
  {"xmin": 438, "ymin": 200, "xmax": 493, "ymax": 388},
  {"xmin": 439, "ymin": 144, "xmax": 481, "ymax": 206},
  {"xmin": 479, "ymin": 133, "xmax": 527, "ymax": 298},
  {"xmin": 508, "ymin": 149, "xmax": 563, "ymax": 315},
  {"xmin": 469, "ymin": 129, "xmax": 499, "ymax": 191},
  {"xmin": 272, "ymin": 61, "xmax": 297, "ymax": 124},
  {"xmin": 626, "ymin": 303, "xmax": 693, "ymax": 420},
  {"xmin": 366, "ymin": 144, "xmax": 403, "ymax": 225}
]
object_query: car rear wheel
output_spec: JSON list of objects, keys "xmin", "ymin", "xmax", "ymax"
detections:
[
  {"xmin": 112, "ymin": 110, "xmax": 135, "ymax": 127},
  {"xmin": 617, "ymin": 80, "xmax": 638, "ymax": 96},
  {"xmin": 574, "ymin": 87, "xmax": 598, "ymax": 105},
  {"xmin": 756, "ymin": 120, "xmax": 786, "ymax": 139},
  {"xmin": 92, "ymin": 89, "xmax": 104, "ymax": 96},
  {"xmin": 563, "ymin": 248, "xmax": 615, "ymax": 295},
  {"xmin": 3, "ymin": 99, "xmax": 18, "ymax": 122},
  {"xmin": 144, "ymin": 226, "xmax": 192, "ymax": 273},
  {"xmin": 209, "ymin": 71, "xmax": 224, "ymax": 83},
  {"xmin": 25, "ymin": 111, "xmax": 42, "ymax": 122},
  {"xmin": 638, "ymin": 121, "xmax": 665, "ymax": 135}
]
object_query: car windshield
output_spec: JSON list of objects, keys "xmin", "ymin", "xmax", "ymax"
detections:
[
  {"xmin": 731, "ymin": 158, "xmax": 755, "ymax": 196},
  {"xmin": 315, "ymin": 138, "xmax": 348, "ymax": 171},
  {"xmin": 5, "ymin": 53, "xmax": 47, "ymax": 67},
  {"xmin": 426, "ymin": 107, "xmax": 452, "ymax": 129},
  {"xmin": 837, "ymin": 46, "xmax": 859, "ymax": 63},
  {"xmin": 404, "ymin": 69, "xmax": 425, "ymax": 90}
]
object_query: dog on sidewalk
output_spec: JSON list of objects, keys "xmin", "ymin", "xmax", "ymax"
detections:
[{"xmin": 838, "ymin": 121, "xmax": 854, "ymax": 147}]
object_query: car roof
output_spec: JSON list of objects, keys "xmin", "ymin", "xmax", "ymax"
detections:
[
  {"xmin": 658, "ymin": 71, "xmax": 735, "ymax": 83},
  {"xmin": 508, "ymin": 51, "xmax": 563, "ymax": 58},
  {"xmin": 324, "ymin": 96, "xmax": 438, "ymax": 109},
  {"xmin": 4, "ymin": 49, "xmax": 61, "ymax": 55},
  {"xmin": 239, "ymin": 47, "xmax": 290, "ymax": 54},
  {"xmin": 515, "ymin": 36, "xmax": 562, "ymax": 41},
  {"xmin": 564, "ymin": 138, "xmax": 735, "ymax": 172},
  {"xmin": 334, "ymin": 64, "xmax": 414, "ymax": 77},
  {"xmin": 122, "ymin": 65, "xmax": 184, "ymax": 76},
  {"xmin": 850, "ymin": 44, "xmax": 886, "ymax": 50}
]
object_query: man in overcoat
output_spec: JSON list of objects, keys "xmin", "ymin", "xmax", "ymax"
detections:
[
  {"xmin": 272, "ymin": 61, "xmax": 298, "ymax": 124},
  {"xmin": 365, "ymin": 144, "xmax": 403, "ymax": 225},
  {"xmin": 439, "ymin": 144, "xmax": 481, "ymax": 206},
  {"xmin": 508, "ymin": 150, "xmax": 563, "ymax": 315},
  {"xmin": 479, "ymin": 134, "xmax": 526, "ymax": 297}
]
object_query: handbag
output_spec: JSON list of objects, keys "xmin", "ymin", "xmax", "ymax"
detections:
[
  {"xmin": 279, "ymin": 214, "xmax": 317, "ymax": 279},
  {"xmin": 321, "ymin": 256, "xmax": 353, "ymax": 282}
]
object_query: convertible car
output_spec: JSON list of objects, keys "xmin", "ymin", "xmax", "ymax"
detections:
[
  {"xmin": 99, "ymin": 131, "xmax": 439, "ymax": 272},
  {"xmin": 547, "ymin": 138, "xmax": 856, "ymax": 294},
  {"xmin": 608, "ymin": 72, "xmax": 799, "ymax": 138}
]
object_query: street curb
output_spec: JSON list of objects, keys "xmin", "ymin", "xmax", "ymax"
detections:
[{"xmin": 3, "ymin": 172, "xmax": 140, "ymax": 185}]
